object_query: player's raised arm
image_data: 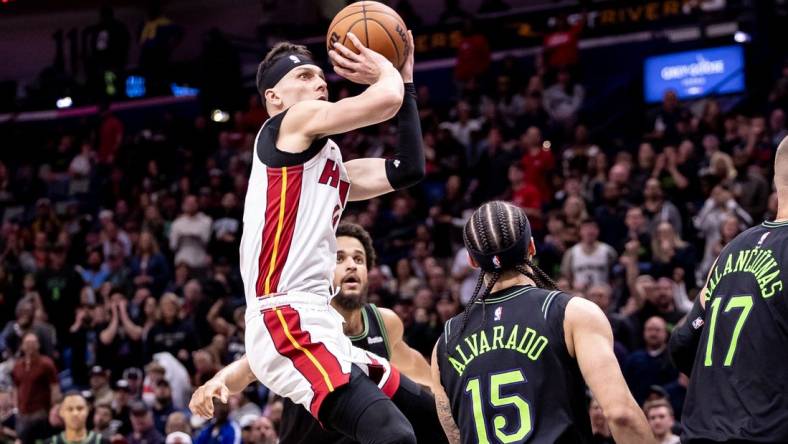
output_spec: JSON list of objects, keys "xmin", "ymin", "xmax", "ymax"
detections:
[
  {"xmin": 565, "ymin": 298, "xmax": 656, "ymax": 444},
  {"xmin": 277, "ymin": 32, "xmax": 404, "ymax": 147},
  {"xmin": 343, "ymin": 30, "xmax": 426, "ymax": 201}
]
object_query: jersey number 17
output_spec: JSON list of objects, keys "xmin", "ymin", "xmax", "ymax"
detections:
[{"xmin": 703, "ymin": 294, "xmax": 754, "ymax": 367}]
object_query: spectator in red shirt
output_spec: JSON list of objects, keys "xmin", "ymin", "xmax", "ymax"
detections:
[
  {"xmin": 454, "ymin": 20, "xmax": 490, "ymax": 85},
  {"xmin": 519, "ymin": 126, "xmax": 556, "ymax": 198},
  {"xmin": 506, "ymin": 164, "xmax": 543, "ymax": 230},
  {"xmin": 12, "ymin": 332, "xmax": 61, "ymax": 444},
  {"xmin": 97, "ymin": 109, "xmax": 124, "ymax": 166},
  {"xmin": 542, "ymin": 13, "xmax": 585, "ymax": 74}
]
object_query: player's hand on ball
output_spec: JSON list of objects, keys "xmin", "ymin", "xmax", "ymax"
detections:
[
  {"xmin": 189, "ymin": 379, "xmax": 229, "ymax": 419},
  {"xmin": 329, "ymin": 32, "xmax": 393, "ymax": 85},
  {"xmin": 400, "ymin": 30, "xmax": 414, "ymax": 83}
]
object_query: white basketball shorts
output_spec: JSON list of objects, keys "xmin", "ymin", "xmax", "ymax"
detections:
[{"xmin": 245, "ymin": 291, "xmax": 400, "ymax": 417}]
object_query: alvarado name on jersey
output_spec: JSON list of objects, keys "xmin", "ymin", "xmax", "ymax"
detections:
[{"xmin": 446, "ymin": 324, "xmax": 549, "ymax": 376}]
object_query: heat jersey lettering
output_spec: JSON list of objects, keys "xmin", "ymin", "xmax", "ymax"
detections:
[{"xmin": 318, "ymin": 159, "xmax": 350, "ymax": 207}]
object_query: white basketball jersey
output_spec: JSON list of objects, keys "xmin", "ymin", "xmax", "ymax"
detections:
[
  {"xmin": 568, "ymin": 242, "xmax": 615, "ymax": 289},
  {"xmin": 239, "ymin": 112, "xmax": 351, "ymax": 313}
]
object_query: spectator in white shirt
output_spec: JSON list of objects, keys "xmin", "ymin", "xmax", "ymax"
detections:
[
  {"xmin": 694, "ymin": 184, "xmax": 752, "ymax": 286},
  {"xmin": 439, "ymin": 101, "xmax": 483, "ymax": 149},
  {"xmin": 68, "ymin": 143, "xmax": 94, "ymax": 195},
  {"xmin": 561, "ymin": 219, "xmax": 618, "ymax": 291},
  {"xmin": 543, "ymin": 69, "xmax": 584, "ymax": 130},
  {"xmin": 169, "ymin": 195, "xmax": 212, "ymax": 269}
]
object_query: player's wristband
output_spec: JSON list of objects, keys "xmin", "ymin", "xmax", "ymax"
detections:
[{"xmin": 385, "ymin": 83, "xmax": 425, "ymax": 190}]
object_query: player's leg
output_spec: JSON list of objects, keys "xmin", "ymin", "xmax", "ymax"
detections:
[
  {"xmin": 245, "ymin": 296, "xmax": 414, "ymax": 443},
  {"xmin": 319, "ymin": 365, "xmax": 416, "ymax": 444},
  {"xmin": 245, "ymin": 302, "xmax": 351, "ymax": 418},
  {"xmin": 343, "ymin": 344, "xmax": 444, "ymax": 443},
  {"xmin": 346, "ymin": 344, "xmax": 447, "ymax": 441}
]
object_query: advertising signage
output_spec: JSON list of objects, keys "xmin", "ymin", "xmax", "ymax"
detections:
[{"xmin": 643, "ymin": 45, "xmax": 745, "ymax": 103}]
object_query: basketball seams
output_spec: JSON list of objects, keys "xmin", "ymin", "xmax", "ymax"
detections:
[
  {"xmin": 365, "ymin": 10, "xmax": 406, "ymax": 68},
  {"xmin": 357, "ymin": 1, "xmax": 400, "ymax": 17},
  {"xmin": 326, "ymin": 1, "xmax": 407, "ymax": 68},
  {"xmin": 328, "ymin": 9, "xmax": 365, "ymax": 36},
  {"xmin": 364, "ymin": 18, "xmax": 401, "ymax": 67},
  {"xmin": 363, "ymin": 9, "xmax": 406, "ymax": 28},
  {"xmin": 326, "ymin": 5, "xmax": 374, "ymax": 51},
  {"xmin": 365, "ymin": 20, "xmax": 398, "ymax": 67},
  {"xmin": 364, "ymin": 12, "xmax": 406, "ymax": 42},
  {"xmin": 336, "ymin": 18, "xmax": 367, "ymax": 49},
  {"xmin": 361, "ymin": 2, "xmax": 369, "ymax": 47}
]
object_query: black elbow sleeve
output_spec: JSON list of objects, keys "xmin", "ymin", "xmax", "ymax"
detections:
[{"xmin": 385, "ymin": 83, "xmax": 425, "ymax": 190}]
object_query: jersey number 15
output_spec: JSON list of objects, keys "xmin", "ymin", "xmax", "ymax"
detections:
[{"xmin": 465, "ymin": 369, "xmax": 533, "ymax": 443}]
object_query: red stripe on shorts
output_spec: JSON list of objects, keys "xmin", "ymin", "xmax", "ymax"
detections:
[
  {"xmin": 263, "ymin": 305, "xmax": 350, "ymax": 417},
  {"xmin": 367, "ymin": 355, "xmax": 401, "ymax": 398}
]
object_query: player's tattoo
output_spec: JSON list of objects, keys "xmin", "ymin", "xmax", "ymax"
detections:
[{"xmin": 435, "ymin": 388, "xmax": 461, "ymax": 444}]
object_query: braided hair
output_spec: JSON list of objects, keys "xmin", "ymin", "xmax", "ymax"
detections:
[{"xmin": 456, "ymin": 201, "xmax": 558, "ymax": 337}]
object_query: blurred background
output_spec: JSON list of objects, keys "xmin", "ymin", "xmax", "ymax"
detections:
[{"xmin": 0, "ymin": 0, "xmax": 787, "ymax": 443}]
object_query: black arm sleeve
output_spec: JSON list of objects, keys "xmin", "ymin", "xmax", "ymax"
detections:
[
  {"xmin": 392, "ymin": 375, "xmax": 450, "ymax": 444},
  {"xmin": 668, "ymin": 296, "xmax": 706, "ymax": 375},
  {"xmin": 385, "ymin": 83, "xmax": 425, "ymax": 190}
]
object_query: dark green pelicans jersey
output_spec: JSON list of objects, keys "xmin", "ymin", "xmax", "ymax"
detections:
[
  {"xmin": 682, "ymin": 221, "xmax": 788, "ymax": 443},
  {"xmin": 279, "ymin": 304, "xmax": 390, "ymax": 444},
  {"xmin": 437, "ymin": 285, "xmax": 591, "ymax": 444},
  {"xmin": 47, "ymin": 431, "xmax": 107, "ymax": 444}
]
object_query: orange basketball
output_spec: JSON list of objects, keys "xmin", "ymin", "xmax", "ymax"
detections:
[{"xmin": 326, "ymin": 1, "xmax": 409, "ymax": 69}]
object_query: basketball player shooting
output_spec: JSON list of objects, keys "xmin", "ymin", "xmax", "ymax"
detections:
[{"xmin": 189, "ymin": 30, "xmax": 424, "ymax": 444}]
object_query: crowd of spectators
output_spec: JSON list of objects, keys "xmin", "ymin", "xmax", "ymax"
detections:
[
  {"xmin": 19, "ymin": 0, "xmax": 519, "ymax": 113},
  {"xmin": 3, "ymin": 9, "xmax": 788, "ymax": 444}
]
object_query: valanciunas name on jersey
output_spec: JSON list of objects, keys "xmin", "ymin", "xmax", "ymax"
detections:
[
  {"xmin": 447, "ymin": 325, "xmax": 549, "ymax": 376},
  {"xmin": 707, "ymin": 246, "xmax": 783, "ymax": 299}
]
